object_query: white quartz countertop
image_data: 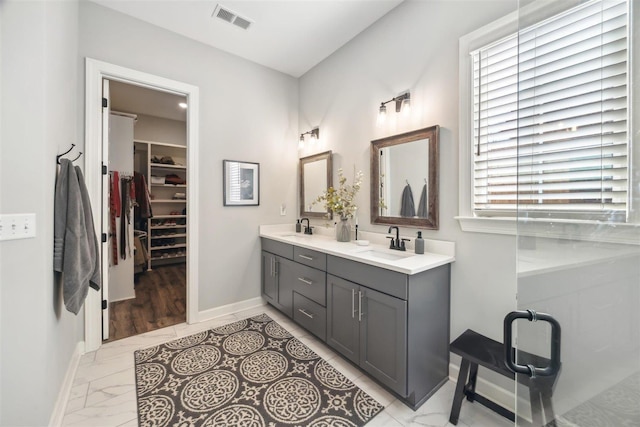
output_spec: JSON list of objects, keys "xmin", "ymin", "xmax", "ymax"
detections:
[{"xmin": 260, "ymin": 224, "xmax": 455, "ymax": 275}]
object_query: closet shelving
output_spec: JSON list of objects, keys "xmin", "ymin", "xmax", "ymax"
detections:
[{"xmin": 134, "ymin": 140, "xmax": 187, "ymax": 269}]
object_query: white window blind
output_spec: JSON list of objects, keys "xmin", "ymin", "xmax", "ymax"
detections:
[
  {"xmin": 228, "ymin": 162, "xmax": 241, "ymax": 201},
  {"xmin": 472, "ymin": 0, "xmax": 628, "ymax": 219}
]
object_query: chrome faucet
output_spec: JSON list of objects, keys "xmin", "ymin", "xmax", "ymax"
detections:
[
  {"xmin": 387, "ymin": 226, "xmax": 408, "ymax": 251},
  {"xmin": 301, "ymin": 218, "xmax": 312, "ymax": 235}
]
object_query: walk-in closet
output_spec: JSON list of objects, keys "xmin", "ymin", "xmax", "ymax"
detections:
[{"xmin": 105, "ymin": 80, "xmax": 188, "ymax": 341}]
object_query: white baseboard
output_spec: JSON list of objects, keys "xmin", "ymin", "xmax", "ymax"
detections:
[
  {"xmin": 197, "ymin": 297, "xmax": 265, "ymax": 323},
  {"xmin": 49, "ymin": 341, "xmax": 84, "ymax": 427}
]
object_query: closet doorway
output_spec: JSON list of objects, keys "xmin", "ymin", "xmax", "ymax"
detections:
[
  {"xmin": 84, "ymin": 58, "xmax": 200, "ymax": 352},
  {"xmin": 105, "ymin": 81, "xmax": 188, "ymax": 342}
]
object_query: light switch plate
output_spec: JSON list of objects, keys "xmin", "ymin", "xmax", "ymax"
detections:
[
  {"xmin": 280, "ymin": 204, "xmax": 286, "ymax": 216},
  {"xmin": 0, "ymin": 213, "xmax": 36, "ymax": 241}
]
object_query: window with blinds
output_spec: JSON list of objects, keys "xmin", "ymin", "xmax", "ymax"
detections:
[
  {"xmin": 472, "ymin": 0, "xmax": 628, "ymax": 220},
  {"xmin": 227, "ymin": 161, "xmax": 242, "ymax": 201}
]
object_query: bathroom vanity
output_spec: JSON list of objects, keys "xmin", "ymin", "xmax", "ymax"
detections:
[{"xmin": 260, "ymin": 224, "xmax": 455, "ymax": 409}]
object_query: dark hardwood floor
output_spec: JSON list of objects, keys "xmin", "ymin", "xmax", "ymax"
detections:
[{"xmin": 106, "ymin": 264, "xmax": 186, "ymax": 342}]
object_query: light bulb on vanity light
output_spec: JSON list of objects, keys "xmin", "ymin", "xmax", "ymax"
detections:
[
  {"xmin": 377, "ymin": 104, "xmax": 387, "ymax": 126},
  {"xmin": 178, "ymin": 102, "xmax": 188, "ymax": 109},
  {"xmin": 401, "ymin": 97, "xmax": 411, "ymax": 116}
]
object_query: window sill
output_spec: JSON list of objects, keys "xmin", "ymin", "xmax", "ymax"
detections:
[
  {"xmin": 455, "ymin": 216, "xmax": 640, "ymax": 245},
  {"xmin": 455, "ymin": 216, "xmax": 516, "ymax": 235}
]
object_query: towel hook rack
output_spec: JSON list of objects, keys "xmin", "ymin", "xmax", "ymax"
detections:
[
  {"xmin": 56, "ymin": 144, "xmax": 83, "ymax": 164},
  {"xmin": 71, "ymin": 151, "xmax": 83, "ymax": 162}
]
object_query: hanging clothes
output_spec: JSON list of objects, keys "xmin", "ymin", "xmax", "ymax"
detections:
[
  {"xmin": 417, "ymin": 183, "xmax": 428, "ymax": 218},
  {"xmin": 109, "ymin": 171, "xmax": 120, "ymax": 266},
  {"xmin": 134, "ymin": 171, "xmax": 152, "ymax": 228},
  {"xmin": 400, "ymin": 183, "xmax": 416, "ymax": 217},
  {"xmin": 120, "ymin": 176, "xmax": 135, "ymax": 260},
  {"xmin": 53, "ymin": 159, "xmax": 101, "ymax": 315}
]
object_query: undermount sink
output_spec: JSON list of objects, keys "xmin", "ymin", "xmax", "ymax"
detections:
[{"xmin": 355, "ymin": 249, "xmax": 414, "ymax": 261}]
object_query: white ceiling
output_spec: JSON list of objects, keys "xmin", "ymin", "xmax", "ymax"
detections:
[{"xmin": 90, "ymin": 0, "xmax": 404, "ymax": 77}]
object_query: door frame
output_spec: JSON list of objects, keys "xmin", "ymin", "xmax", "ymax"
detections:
[{"xmin": 84, "ymin": 58, "xmax": 200, "ymax": 352}]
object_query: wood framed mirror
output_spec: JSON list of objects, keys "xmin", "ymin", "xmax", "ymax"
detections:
[
  {"xmin": 370, "ymin": 126, "xmax": 439, "ymax": 229},
  {"xmin": 299, "ymin": 150, "xmax": 333, "ymax": 218}
]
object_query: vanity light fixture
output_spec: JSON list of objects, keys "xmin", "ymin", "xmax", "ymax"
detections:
[
  {"xmin": 178, "ymin": 102, "xmax": 188, "ymax": 109},
  {"xmin": 299, "ymin": 127, "xmax": 320, "ymax": 148},
  {"xmin": 377, "ymin": 91, "xmax": 411, "ymax": 125}
]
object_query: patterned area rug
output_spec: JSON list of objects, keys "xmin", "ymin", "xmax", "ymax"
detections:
[{"xmin": 134, "ymin": 314, "xmax": 384, "ymax": 426}]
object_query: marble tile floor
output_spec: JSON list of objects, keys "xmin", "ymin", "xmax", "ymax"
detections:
[{"xmin": 63, "ymin": 305, "xmax": 514, "ymax": 427}]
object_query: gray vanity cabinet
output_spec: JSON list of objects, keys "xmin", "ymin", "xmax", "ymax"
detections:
[
  {"xmin": 327, "ymin": 274, "xmax": 407, "ymax": 396},
  {"xmin": 261, "ymin": 252, "xmax": 295, "ymax": 317},
  {"xmin": 262, "ymin": 252, "xmax": 278, "ymax": 302},
  {"xmin": 360, "ymin": 286, "xmax": 407, "ymax": 395},
  {"xmin": 261, "ymin": 239, "xmax": 297, "ymax": 317},
  {"xmin": 326, "ymin": 254, "xmax": 450, "ymax": 409},
  {"xmin": 326, "ymin": 275, "xmax": 360, "ymax": 364},
  {"xmin": 261, "ymin": 237, "xmax": 451, "ymax": 410},
  {"xmin": 261, "ymin": 238, "xmax": 327, "ymax": 338}
]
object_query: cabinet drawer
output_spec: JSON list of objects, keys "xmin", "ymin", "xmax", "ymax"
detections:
[
  {"xmin": 293, "ymin": 292, "xmax": 326, "ymax": 341},
  {"xmin": 294, "ymin": 246, "xmax": 327, "ymax": 270},
  {"xmin": 327, "ymin": 255, "xmax": 407, "ymax": 300},
  {"xmin": 261, "ymin": 238, "xmax": 293, "ymax": 260},
  {"xmin": 291, "ymin": 262, "xmax": 326, "ymax": 306}
]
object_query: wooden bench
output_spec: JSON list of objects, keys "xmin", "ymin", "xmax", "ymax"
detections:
[{"xmin": 449, "ymin": 329, "xmax": 559, "ymax": 426}]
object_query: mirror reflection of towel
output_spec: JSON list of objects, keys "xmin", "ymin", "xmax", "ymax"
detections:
[
  {"xmin": 417, "ymin": 184, "xmax": 427, "ymax": 217},
  {"xmin": 400, "ymin": 184, "xmax": 415, "ymax": 217}
]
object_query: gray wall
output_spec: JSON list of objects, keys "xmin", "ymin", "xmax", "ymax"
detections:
[
  {"xmin": 299, "ymin": 0, "xmax": 519, "ymax": 346},
  {"xmin": 134, "ymin": 113, "xmax": 187, "ymax": 146},
  {"xmin": 0, "ymin": 1, "xmax": 83, "ymax": 425},
  {"xmin": 78, "ymin": 2, "xmax": 300, "ymax": 311}
]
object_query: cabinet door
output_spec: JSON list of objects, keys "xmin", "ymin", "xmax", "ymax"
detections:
[
  {"xmin": 326, "ymin": 274, "xmax": 360, "ymax": 364},
  {"xmin": 262, "ymin": 252, "xmax": 278, "ymax": 302},
  {"xmin": 360, "ymin": 287, "xmax": 407, "ymax": 396},
  {"xmin": 277, "ymin": 258, "xmax": 295, "ymax": 318}
]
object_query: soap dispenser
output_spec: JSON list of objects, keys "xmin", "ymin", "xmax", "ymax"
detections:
[
  {"xmin": 415, "ymin": 231, "xmax": 424, "ymax": 254},
  {"xmin": 295, "ymin": 219, "xmax": 301, "ymax": 233}
]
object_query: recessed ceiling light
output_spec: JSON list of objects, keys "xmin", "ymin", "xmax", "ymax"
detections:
[{"xmin": 179, "ymin": 102, "xmax": 188, "ymax": 109}]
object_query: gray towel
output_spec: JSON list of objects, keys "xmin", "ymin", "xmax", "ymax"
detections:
[
  {"xmin": 76, "ymin": 166, "xmax": 101, "ymax": 292},
  {"xmin": 54, "ymin": 159, "xmax": 71, "ymax": 272},
  {"xmin": 53, "ymin": 159, "xmax": 101, "ymax": 315},
  {"xmin": 400, "ymin": 184, "xmax": 415, "ymax": 217},
  {"xmin": 417, "ymin": 184, "xmax": 428, "ymax": 218}
]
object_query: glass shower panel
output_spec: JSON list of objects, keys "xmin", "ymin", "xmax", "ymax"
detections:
[{"xmin": 513, "ymin": 0, "xmax": 640, "ymax": 425}]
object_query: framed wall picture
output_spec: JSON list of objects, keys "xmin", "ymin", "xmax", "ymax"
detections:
[{"xmin": 223, "ymin": 160, "xmax": 260, "ymax": 206}]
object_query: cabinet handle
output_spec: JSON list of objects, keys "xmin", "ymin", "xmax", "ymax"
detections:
[
  {"xmin": 270, "ymin": 258, "xmax": 274, "ymax": 277},
  {"xmin": 297, "ymin": 277, "xmax": 313, "ymax": 285},
  {"xmin": 298, "ymin": 254, "xmax": 314, "ymax": 261},
  {"xmin": 358, "ymin": 290, "xmax": 363, "ymax": 322},
  {"xmin": 298, "ymin": 308, "xmax": 314, "ymax": 319},
  {"xmin": 351, "ymin": 289, "xmax": 356, "ymax": 319}
]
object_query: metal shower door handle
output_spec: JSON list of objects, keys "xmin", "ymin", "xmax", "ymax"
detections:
[{"xmin": 503, "ymin": 310, "xmax": 561, "ymax": 378}]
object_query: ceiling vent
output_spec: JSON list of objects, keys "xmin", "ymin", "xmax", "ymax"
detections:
[{"xmin": 212, "ymin": 4, "xmax": 253, "ymax": 30}]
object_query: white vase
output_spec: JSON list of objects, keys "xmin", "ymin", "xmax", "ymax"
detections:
[{"xmin": 336, "ymin": 217, "xmax": 351, "ymax": 242}]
